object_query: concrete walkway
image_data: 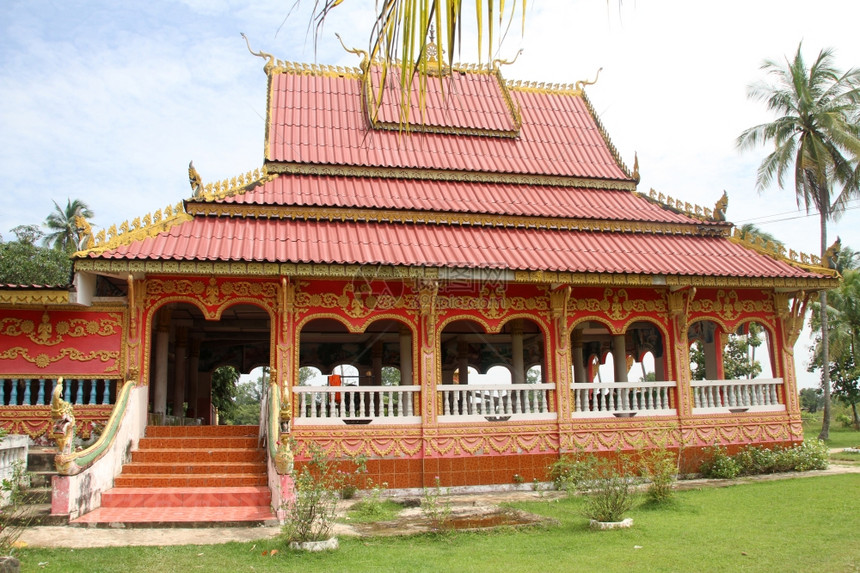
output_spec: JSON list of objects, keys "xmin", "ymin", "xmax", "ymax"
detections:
[{"xmin": 17, "ymin": 463, "xmax": 859, "ymax": 549}]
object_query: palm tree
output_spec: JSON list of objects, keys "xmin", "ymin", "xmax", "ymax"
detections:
[
  {"xmin": 43, "ymin": 198, "xmax": 94, "ymax": 253},
  {"xmin": 311, "ymin": 1, "xmax": 524, "ymax": 123},
  {"xmin": 737, "ymin": 44, "xmax": 860, "ymax": 439}
]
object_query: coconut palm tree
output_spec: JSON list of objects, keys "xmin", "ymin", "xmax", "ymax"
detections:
[
  {"xmin": 310, "ymin": 0, "xmax": 525, "ymax": 123},
  {"xmin": 737, "ymin": 44, "xmax": 860, "ymax": 439},
  {"xmin": 43, "ymin": 198, "xmax": 94, "ymax": 253}
]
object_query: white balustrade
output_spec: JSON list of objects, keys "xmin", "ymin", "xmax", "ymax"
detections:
[
  {"xmin": 293, "ymin": 385, "xmax": 421, "ymax": 425},
  {"xmin": 437, "ymin": 383, "xmax": 556, "ymax": 422},
  {"xmin": 570, "ymin": 381, "xmax": 677, "ymax": 418},
  {"xmin": 691, "ymin": 378, "xmax": 784, "ymax": 413}
]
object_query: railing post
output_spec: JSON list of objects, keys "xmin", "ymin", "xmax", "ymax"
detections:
[
  {"xmin": 90, "ymin": 380, "xmax": 98, "ymax": 405},
  {"xmin": 10, "ymin": 379, "xmax": 18, "ymax": 406},
  {"xmin": 36, "ymin": 379, "xmax": 46, "ymax": 404},
  {"xmin": 23, "ymin": 379, "xmax": 32, "ymax": 405}
]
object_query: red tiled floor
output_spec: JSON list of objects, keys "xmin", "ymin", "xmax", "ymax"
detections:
[{"xmin": 71, "ymin": 505, "xmax": 276, "ymax": 525}]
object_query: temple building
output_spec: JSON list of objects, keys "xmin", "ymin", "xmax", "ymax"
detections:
[{"xmin": 0, "ymin": 45, "xmax": 838, "ymax": 524}]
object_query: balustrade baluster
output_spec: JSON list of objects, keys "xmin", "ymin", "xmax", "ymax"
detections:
[
  {"xmin": 36, "ymin": 379, "xmax": 46, "ymax": 404},
  {"xmin": 23, "ymin": 379, "xmax": 32, "ymax": 405},
  {"xmin": 89, "ymin": 379, "xmax": 97, "ymax": 404},
  {"xmin": 10, "ymin": 379, "xmax": 18, "ymax": 405}
]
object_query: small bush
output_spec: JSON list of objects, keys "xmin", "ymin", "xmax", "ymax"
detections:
[
  {"xmin": 580, "ymin": 458, "xmax": 638, "ymax": 523},
  {"xmin": 550, "ymin": 450, "xmax": 600, "ymax": 495},
  {"xmin": 639, "ymin": 447, "xmax": 678, "ymax": 504},
  {"xmin": 699, "ymin": 446, "xmax": 740, "ymax": 479},
  {"xmin": 699, "ymin": 441, "xmax": 828, "ymax": 479},
  {"xmin": 349, "ymin": 482, "xmax": 389, "ymax": 520}
]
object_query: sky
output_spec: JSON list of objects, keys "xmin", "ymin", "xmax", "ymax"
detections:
[{"xmin": 2, "ymin": 0, "xmax": 860, "ymax": 388}]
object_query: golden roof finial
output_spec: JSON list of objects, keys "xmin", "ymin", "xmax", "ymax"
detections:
[
  {"xmin": 493, "ymin": 49, "xmax": 523, "ymax": 71},
  {"xmin": 632, "ymin": 152, "xmax": 640, "ymax": 184},
  {"xmin": 575, "ymin": 68, "xmax": 602, "ymax": 92},
  {"xmin": 241, "ymin": 33, "xmax": 275, "ymax": 74},
  {"xmin": 713, "ymin": 190, "xmax": 728, "ymax": 222},
  {"xmin": 335, "ymin": 33, "xmax": 369, "ymax": 71},
  {"xmin": 188, "ymin": 161, "xmax": 203, "ymax": 198}
]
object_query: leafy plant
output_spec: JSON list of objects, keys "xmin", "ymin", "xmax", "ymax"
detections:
[
  {"xmin": 421, "ymin": 477, "xmax": 452, "ymax": 531},
  {"xmin": 580, "ymin": 457, "xmax": 638, "ymax": 523},
  {"xmin": 549, "ymin": 449, "xmax": 600, "ymax": 495},
  {"xmin": 639, "ymin": 447, "xmax": 678, "ymax": 504},
  {"xmin": 699, "ymin": 441, "xmax": 828, "ymax": 479},
  {"xmin": 0, "ymin": 457, "xmax": 32, "ymax": 556}
]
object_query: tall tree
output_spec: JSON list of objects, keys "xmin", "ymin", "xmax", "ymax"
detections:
[
  {"xmin": 810, "ymin": 268, "xmax": 860, "ymax": 429},
  {"xmin": 0, "ymin": 225, "xmax": 72, "ymax": 285},
  {"xmin": 737, "ymin": 44, "xmax": 860, "ymax": 439},
  {"xmin": 43, "ymin": 198, "xmax": 94, "ymax": 253}
]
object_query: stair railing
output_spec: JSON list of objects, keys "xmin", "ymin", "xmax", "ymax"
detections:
[
  {"xmin": 54, "ymin": 379, "xmax": 138, "ymax": 475},
  {"xmin": 263, "ymin": 378, "xmax": 295, "ymax": 524}
]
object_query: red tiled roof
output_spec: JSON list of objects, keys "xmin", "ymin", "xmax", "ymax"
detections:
[
  {"xmin": 267, "ymin": 72, "xmax": 630, "ymax": 181},
  {"xmin": 91, "ymin": 218, "xmax": 819, "ymax": 279},
  {"xmin": 368, "ymin": 66, "xmax": 518, "ymax": 133},
  {"xmin": 215, "ymin": 174, "xmax": 709, "ymax": 225}
]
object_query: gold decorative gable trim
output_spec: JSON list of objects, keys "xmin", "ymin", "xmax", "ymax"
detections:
[
  {"xmin": 0, "ymin": 290, "xmax": 69, "ymax": 305},
  {"xmin": 192, "ymin": 167, "xmax": 275, "ymax": 203},
  {"xmin": 265, "ymin": 162, "xmax": 638, "ymax": 191},
  {"xmin": 185, "ymin": 202, "xmax": 728, "ymax": 237},
  {"xmin": 636, "ymin": 188, "xmax": 730, "ymax": 225},
  {"xmin": 728, "ymin": 229, "xmax": 838, "ymax": 278},
  {"xmin": 72, "ymin": 258, "xmax": 838, "ymax": 289},
  {"xmin": 74, "ymin": 202, "xmax": 191, "ymax": 258}
]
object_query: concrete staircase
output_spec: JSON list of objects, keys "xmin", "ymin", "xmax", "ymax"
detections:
[
  {"xmin": 70, "ymin": 425, "xmax": 277, "ymax": 527},
  {"xmin": 19, "ymin": 447, "xmax": 67, "ymax": 525}
]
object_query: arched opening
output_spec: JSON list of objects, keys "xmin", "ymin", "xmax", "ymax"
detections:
[
  {"xmin": 689, "ymin": 320, "xmax": 774, "ymax": 381},
  {"xmin": 148, "ymin": 302, "xmax": 271, "ymax": 425},
  {"xmin": 438, "ymin": 318, "xmax": 548, "ymax": 418},
  {"xmin": 295, "ymin": 318, "xmax": 416, "ymax": 422}
]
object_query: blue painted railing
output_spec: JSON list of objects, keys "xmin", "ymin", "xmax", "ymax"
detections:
[{"xmin": 1, "ymin": 378, "xmax": 118, "ymax": 406}]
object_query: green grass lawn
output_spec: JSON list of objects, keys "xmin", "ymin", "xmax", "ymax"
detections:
[
  {"xmin": 803, "ymin": 414, "xmax": 860, "ymax": 449},
  {"xmin": 16, "ymin": 474, "xmax": 860, "ymax": 573}
]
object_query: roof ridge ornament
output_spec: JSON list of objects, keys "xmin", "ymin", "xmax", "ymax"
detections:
[
  {"xmin": 575, "ymin": 68, "xmax": 602, "ymax": 93},
  {"xmin": 336, "ymin": 33, "xmax": 369, "ymax": 71},
  {"xmin": 241, "ymin": 33, "xmax": 275, "ymax": 74},
  {"xmin": 492, "ymin": 49, "xmax": 523, "ymax": 72},
  {"xmin": 188, "ymin": 161, "xmax": 203, "ymax": 198},
  {"xmin": 713, "ymin": 190, "xmax": 728, "ymax": 222},
  {"xmin": 632, "ymin": 152, "xmax": 640, "ymax": 184}
]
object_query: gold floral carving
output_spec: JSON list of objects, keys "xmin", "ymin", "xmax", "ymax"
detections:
[
  {"xmin": 294, "ymin": 284, "xmax": 413, "ymax": 319},
  {"xmin": 146, "ymin": 278, "xmax": 278, "ymax": 313},
  {"xmin": 568, "ymin": 288, "xmax": 666, "ymax": 323},
  {"xmin": 550, "ymin": 285, "xmax": 571, "ymax": 349},
  {"xmin": 0, "ymin": 313, "xmax": 122, "ymax": 347},
  {"xmin": 418, "ymin": 280, "xmax": 439, "ymax": 349},
  {"xmin": 0, "ymin": 291, "xmax": 68, "ymax": 305},
  {"xmin": 774, "ymin": 291, "xmax": 813, "ymax": 351},
  {"xmin": 689, "ymin": 289, "xmax": 774, "ymax": 322},
  {"xmin": 438, "ymin": 285, "xmax": 549, "ymax": 320},
  {"xmin": 0, "ymin": 347, "xmax": 120, "ymax": 371}
]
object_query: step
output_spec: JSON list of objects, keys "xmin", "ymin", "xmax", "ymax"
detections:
[
  {"xmin": 145, "ymin": 425, "xmax": 259, "ymax": 438},
  {"xmin": 101, "ymin": 486, "xmax": 271, "ymax": 508},
  {"xmin": 138, "ymin": 436, "xmax": 259, "ymax": 450},
  {"xmin": 121, "ymin": 461, "xmax": 265, "ymax": 475},
  {"xmin": 69, "ymin": 505, "xmax": 277, "ymax": 528},
  {"xmin": 29, "ymin": 471, "xmax": 55, "ymax": 489},
  {"xmin": 131, "ymin": 448, "xmax": 265, "ymax": 464},
  {"xmin": 114, "ymin": 474, "xmax": 268, "ymax": 488},
  {"xmin": 26, "ymin": 447, "xmax": 58, "ymax": 473}
]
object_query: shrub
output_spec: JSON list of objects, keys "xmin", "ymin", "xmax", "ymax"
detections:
[
  {"xmin": 699, "ymin": 445, "xmax": 740, "ymax": 479},
  {"xmin": 580, "ymin": 457, "xmax": 638, "ymax": 523},
  {"xmin": 349, "ymin": 482, "xmax": 389, "ymax": 520},
  {"xmin": 550, "ymin": 449, "xmax": 600, "ymax": 495},
  {"xmin": 639, "ymin": 447, "xmax": 678, "ymax": 504},
  {"xmin": 699, "ymin": 441, "xmax": 828, "ymax": 479},
  {"xmin": 282, "ymin": 445, "xmax": 368, "ymax": 544}
]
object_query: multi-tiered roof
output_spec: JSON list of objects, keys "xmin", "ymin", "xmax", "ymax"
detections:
[{"xmin": 74, "ymin": 53, "xmax": 837, "ymax": 289}]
